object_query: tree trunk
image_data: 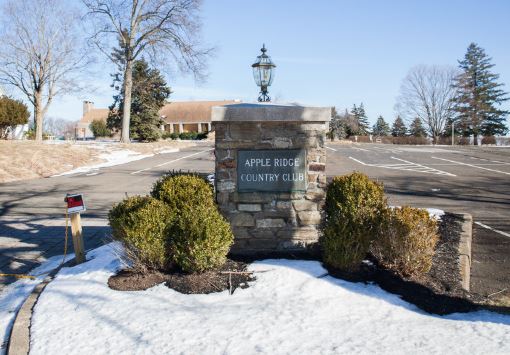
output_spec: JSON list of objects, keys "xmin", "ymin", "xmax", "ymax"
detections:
[
  {"xmin": 473, "ymin": 134, "xmax": 479, "ymax": 146},
  {"xmin": 121, "ymin": 59, "xmax": 133, "ymax": 143},
  {"xmin": 34, "ymin": 91, "xmax": 44, "ymax": 141}
]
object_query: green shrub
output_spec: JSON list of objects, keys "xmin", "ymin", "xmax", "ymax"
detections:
[
  {"xmin": 320, "ymin": 172, "xmax": 386, "ymax": 270},
  {"xmin": 151, "ymin": 172, "xmax": 214, "ymax": 211},
  {"xmin": 481, "ymin": 136, "xmax": 496, "ymax": 145},
  {"xmin": 108, "ymin": 196, "xmax": 173, "ymax": 271},
  {"xmin": 152, "ymin": 172, "xmax": 232, "ymax": 272},
  {"xmin": 169, "ymin": 204, "xmax": 233, "ymax": 273},
  {"xmin": 169, "ymin": 132, "xmax": 179, "ymax": 140},
  {"xmin": 110, "ymin": 173, "xmax": 233, "ymax": 274},
  {"xmin": 89, "ymin": 119, "xmax": 111, "ymax": 137},
  {"xmin": 371, "ymin": 206, "xmax": 438, "ymax": 276}
]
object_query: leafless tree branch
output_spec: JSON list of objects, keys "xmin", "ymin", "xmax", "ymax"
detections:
[{"xmin": 395, "ymin": 65, "xmax": 458, "ymax": 143}]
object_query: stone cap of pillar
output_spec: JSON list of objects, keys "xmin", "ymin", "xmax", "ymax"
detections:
[{"xmin": 211, "ymin": 103, "xmax": 331, "ymax": 122}]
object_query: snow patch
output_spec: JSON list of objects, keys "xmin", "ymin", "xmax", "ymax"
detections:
[
  {"xmin": 52, "ymin": 149, "xmax": 153, "ymax": 176},
  {"xmin": 23, "ymin": 243, "xmax": 510, "ymax": 354},
  {"xmin": 0, "ymin": 253, "xmax": 73, "ymax": 354}
]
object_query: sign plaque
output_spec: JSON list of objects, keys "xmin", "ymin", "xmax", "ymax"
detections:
[{"xmin": 237, "ymin": 149, "xmax": 307, "ymax": 192}]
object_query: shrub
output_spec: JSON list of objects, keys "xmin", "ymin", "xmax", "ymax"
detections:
[
  {"xmin": 169, "ymin": 132, "xmax": 179, "ymax": 140},
  {"xmin": 169, "ymin": 204, "xmax": 233, "ymax": 273},
  {"xmin": 0, "ymin": 96, "xmax": 30, "ymax": 139},
  {"xmin": 89, "ymin": 119, "xmax": 111, "ymax": 137},
  {"xmin": 151, "ymin": 172, "xmax": 233, "ymax": 272},
  {"xmin": 178, "ymin": 131, "xmax": 198, "ymax": 140},
  {"xmin": 320, "ymin": 172, "xmax": 386, "ymax": 270},
  {"xmin": 481, "ymin": 136, "xmax": 496, "ymax": 145},
  {"xmin": 108, "ymin": 196, "xmax": 173, "ymax": 271},
  {"xmin": 372, "ymin": 206, "xmax": 438, "ymax": 276},
  {"xmin": 151, "ymin": 172, "xmax": 214, "ymax": 211}
]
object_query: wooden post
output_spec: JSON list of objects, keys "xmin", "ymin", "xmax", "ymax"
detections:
[{"xmin": 70, "ymin": 213, "xmax": 85, "ymax": 264}]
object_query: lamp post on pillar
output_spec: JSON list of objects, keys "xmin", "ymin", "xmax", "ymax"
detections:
[{"xmin": 252, "ymin": 44, "xmax": 276, "ymax": 102}]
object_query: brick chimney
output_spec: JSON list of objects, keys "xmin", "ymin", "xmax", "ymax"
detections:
[{"xmin": 83, "ymin": 101, "xmax": 94, "ymax": 115}]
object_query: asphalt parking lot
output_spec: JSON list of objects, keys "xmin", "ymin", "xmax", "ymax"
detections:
[
  {"xmin": 326, "ymin": 143, "xmax": 510, "ymax": 297},
  {"xmin": 1, "ymin": 142, "xmax": 509, "ymax": 298}
]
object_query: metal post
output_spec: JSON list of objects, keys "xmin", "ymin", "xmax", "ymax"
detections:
[{"xmin": 452, "ymin": 121, "xmax": 454, "ymax": 146}]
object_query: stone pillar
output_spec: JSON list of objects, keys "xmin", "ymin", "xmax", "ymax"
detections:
[
  {"xmin": 179, "ymin": 123, "xmax": 184, "ymax": 133},
  {"xmin": 212, "ymin": 103, "xmax": 331, "ymax": 255},
  {"xmin": 197, "ymin": 123, "xmax": 202, "ymax": 133}
]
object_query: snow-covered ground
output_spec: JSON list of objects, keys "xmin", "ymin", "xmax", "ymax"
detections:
[
  {"xmin": 52, "ymin": 147, "xmax": 153, "ymax": 177},
  {"xmin": 3, "ymin": 243, "xmax": 503, "ymax": 354},
  {"xmin": 51, "ymin": 143, "xmax": 181, "ymax": 177},
  {"xmin": 0, "ymin": 253, "xmax": 74, "ymax": 353}
]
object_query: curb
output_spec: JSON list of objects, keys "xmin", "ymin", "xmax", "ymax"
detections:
[
  {"xmin": 455, "ymin": 213, "xmax": 473, "ymax": 292},
  {"xmin": 6, "ymin": 260, "xmax": 74, "ymax": 355}
]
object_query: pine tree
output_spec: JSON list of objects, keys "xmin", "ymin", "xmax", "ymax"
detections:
[
  {"xmin": 391, "ymin": 116, "xmax": 407, "ymax": 137},
  {"xmin": 108, "ymin": 58, "xmax": 172, "ymax": 142},
  {"xmin": 372, "ymin": 115, "xmax": 390, "ymax": 136},
  {"xmin": 409, "ymin": 117, "xmax": 427, "ymax": 137},
  {"xmin": 451, "ymin": 43, "xmax": 509, "ymax": 144},
  {"xmin": 351, "ymin": 103, "xmax": 370, "ymax": 135}
]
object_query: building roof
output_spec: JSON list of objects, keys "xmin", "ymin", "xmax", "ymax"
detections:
[
  {"xmin": 159, "ymin": 100, "xmax": 239, "ymax": 123},
  {"xmin": 78, "ymin": 100, "xmax": 240, "ymax": 125},
  {"xmin": 81, "ymin": 109, "xmax": 110, "ymax": 123}
]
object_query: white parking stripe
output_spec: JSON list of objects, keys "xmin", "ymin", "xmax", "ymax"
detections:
[
  {"xmin": 348, "ymin": 156, "xmax": 456, "ymax": 176},
  {"xmin": 475, "ymin": 222, "xmax": 510, "ymax": 239},
  {"xmin": 130, "ymin": 148, "xmax": 214, "ymax": 175},
  {"xmin": 431, "ymin": 156, "xmax": 510, "ymax": 176},
  {"xmin": 352, "ymin": 147, "xmax": 370, "ymax": 152},
  {"xmin": 325, "ymin": 146, "xmax": 337, "ymax": 152}
]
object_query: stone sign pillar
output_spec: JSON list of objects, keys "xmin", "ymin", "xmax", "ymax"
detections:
[{"xmin": 212, "ymin": 103, "xmax": 331, "ymax": 255}]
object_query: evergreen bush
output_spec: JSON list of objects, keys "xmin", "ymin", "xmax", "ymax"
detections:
[
  {"xmin": 372, "ymin": 207, "xmax": 439, "ymax": 276},
  {"xmin": 151, "ymin": 172, "xmax": 214, "ymax": 211},
  {"xmin": 320, "ymin": 172, "xmax": 386, "ymax": 270},
  {"xmin": 169, "ymin": 204, "xmax": 233, "ymax": 273},
  {"xmin": 108, "ymin": 196, "xmax": 174, "ymax": 271}
]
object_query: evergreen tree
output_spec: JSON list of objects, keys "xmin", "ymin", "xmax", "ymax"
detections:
[
  {"xmin": 351, "ymin": 103, "xmax": 370, "ymax": 135},
  {"xmin": 0, "ymin": 96, "xmax": 30, "ymax": 139},
  {"xmin": 409, "ymin": 117, "xmax": 427, "ymax": 137},
  {"xmin": 372, "ymin": 115, "xmax": 390, "ymax": 136},
  {"xmin": 442, "ymin": 117, "xmax": 462, "ymax": 138},
  {"xmin": 107, "ymin": 58, "xmax": 171, "ymax": 142},
  {"xmin": 391, "ymin": 116, "xmax": 407, "ymax": 137},
  {"xmin": 451, "ymin": 43, "xmax": 509, "ymax": 144}
]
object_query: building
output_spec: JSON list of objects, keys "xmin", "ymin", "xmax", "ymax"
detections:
[{"xmin": 76, "ymin": 100, "xmax": 240, "ymax": 139}]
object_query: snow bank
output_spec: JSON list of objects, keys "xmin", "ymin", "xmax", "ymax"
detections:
[
  {"xmin": 0, "ymin": 253, "xmax": 73, "ymax": 354},
  {"xmin": 52, "ymin": 149, "xmax": 153, "ymax": 176},
  {"xmin": 27, "ymin": 244, "xmax": 510, "ymax": 354}
]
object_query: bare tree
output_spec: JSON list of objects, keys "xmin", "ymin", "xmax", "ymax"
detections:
[
  {"xmin": 396, "ymin": 65, "xmax": 458, "ymax": 144},
  {"xmin": 83, "ymin": 0, "xmax": 212, "ymax": 143},
  {"xmin": 0, "ymin": 0, "xmax": 89, "ymax": 141}
]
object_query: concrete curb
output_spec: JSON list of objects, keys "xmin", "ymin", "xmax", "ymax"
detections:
[
  {"xmin": 6, "ymin": 260, "xmax": 74, "ymax": 355},
  {"xmin": 455, "ymin": 213, "xmax": 473, "ymax": 292}
]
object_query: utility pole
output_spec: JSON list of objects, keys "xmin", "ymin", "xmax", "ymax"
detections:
[{"xmin": 452, "ymin": 121, "xmax": 454, "ymax": 146}]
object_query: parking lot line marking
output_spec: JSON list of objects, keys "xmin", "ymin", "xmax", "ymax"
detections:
[
  {"xmin": 470, "ymin": 156, "xmax": 510, "ymax": 165},
  {"xmin": 130, "ymin": 167, "xmax": 151, "ymax": 175},
  {"xmin": 130, "ymin": 148, "xmax": 213, "ymax": 175},
  {"xmin": 348, "ymin": 156, "xmax": 456, "ymax": 176},
  {"xmin": 325, "ymin": 146, "xmax": 337, "ymax": 152},
  {"xmin": 431, "ymin": 156, "xmax": 510, "ymax": 176},
  {"xmin": 155, "ymin": 148, "xmax": 214, "ymax": 167},
  {"xmin": 390, "ymin": 157, "xmax": 457, "ymax": 176},
  {"xmin": 475, "ymin": 222, "xmax": 510, "ymax": 239},
  {"xmin": 352, "ymin": 147, "xmax": 370, "ymax": 152}
]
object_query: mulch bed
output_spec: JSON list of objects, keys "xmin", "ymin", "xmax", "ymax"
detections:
[
  {"xmin": 108, "ymin": 213, "xmax": 508, "ymax": 315},
  {"xmin": 326, "ymin": 212, "xmax": 487, "ymax": 315},
  {"xmin": 108, "ymin": 259, "xmax": 253, "ymax": 294}
]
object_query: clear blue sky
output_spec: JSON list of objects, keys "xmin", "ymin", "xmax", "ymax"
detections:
[{"xmin": 44, "ymin": 0, "xmax": 510, "ymax": 126}]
